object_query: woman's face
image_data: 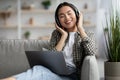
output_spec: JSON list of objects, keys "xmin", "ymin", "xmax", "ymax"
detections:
[{"xmin": 58, "ymin": 6, "xmax": 77, "ymax": 31}]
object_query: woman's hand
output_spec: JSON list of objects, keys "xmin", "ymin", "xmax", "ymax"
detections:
[
  {"xmin": 77, "ymin": 12, "xmax": 84, "ymax": 30},
  {"xmin": 77, "ymin": 12, "xmax": 88, "ymax": 38},
  {"xmin": 55, "ymin": 23, "xmax": 68, "ymax": 39},
  {"xmin": 54, "ymin": 23, "xmax": 68, "ymax": 51}
]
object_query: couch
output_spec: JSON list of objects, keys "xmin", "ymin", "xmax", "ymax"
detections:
[{"xmin": 0, "ymin": 39, "xmax": 99, "ymax": 80}]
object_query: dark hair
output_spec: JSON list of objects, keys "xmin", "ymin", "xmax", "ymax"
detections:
[{"xmin": 55, "ymin": 2, "xmax": 79, "ymax": 28}]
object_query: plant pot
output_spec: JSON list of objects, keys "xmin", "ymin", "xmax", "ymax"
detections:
[{"xmin": 104, "ymin": 62, "xmax": 120, "ymax": 80}]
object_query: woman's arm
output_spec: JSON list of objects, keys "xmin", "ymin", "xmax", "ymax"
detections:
[
  {"xmin": 77, "ymin": 12, "xmax": 96, "ymax": 55},
  {"xmin": 81, "ymin": 33, "xmax": 96, "ymax": 55},
  {"xmin": 49, "ymin": 24, "xmax": 68, "ymax": 51},
  {"xmin": 55, "ymin": 34, "xmax": 67, "ymax": 51},
  {"xmin": 77, "ymin": 12, "xmax": 87, "ymax": 38},
  {"xmin": 54, "ymin": 24, "xmax": 68, "ymax": 51}
]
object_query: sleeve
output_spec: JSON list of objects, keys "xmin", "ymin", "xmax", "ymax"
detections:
[
  {"xmin": 81, "ymin": 32, "xmax": 97, "ymax": 55},
  {"xmin": 49, "ymin": 30, "xmax": 61, "ymax": 51}
]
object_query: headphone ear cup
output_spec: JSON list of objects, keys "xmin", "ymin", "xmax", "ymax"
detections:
[
  {"xmin": 55, "ymin": 17, "xmax": 61, "ymax": 28},
  {"xmin": 76, "ymin": 10, "xmax": 79, "ymax": 23},
  {"xmin": 77, "ymin": 10, "xmax": 79, "ymax": 17}
]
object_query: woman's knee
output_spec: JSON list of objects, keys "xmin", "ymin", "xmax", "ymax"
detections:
[
  {"xmin": 32, "ymin": 65, "xmax": 63, "ymax": 80},
  {"xmin": 33, "ymin": 65, "xmax": 51, "ymax": 72}
]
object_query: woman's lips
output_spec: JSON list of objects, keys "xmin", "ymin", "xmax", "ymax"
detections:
[{"xmin": 65, "ymin": 21, "xmax": 72, "ymax": 24}]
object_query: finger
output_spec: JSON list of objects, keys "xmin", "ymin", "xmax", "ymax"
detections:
[
  {"xmin": 79, "ymin": 11, "xmax": 82, "ymax": 14},
  {"xmin": 79, "ymin": 12, "xmax": 82, "ymax": 17},
  {"xmin": 55, "ymin": 23, "xmax": 59, "ymax": 29},
  {"xmin": 55, "ymin": 23, "xmax": 62, "ymax": 31}
]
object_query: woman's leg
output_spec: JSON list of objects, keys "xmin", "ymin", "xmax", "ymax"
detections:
[
  {"xmin": 2, "ymin": 65, "xmax": 71, "ymax": 80},
  {"xmin": 1, "ymin": 76, "xmax": 71, "ymax": 80},
  {"xmin": 1, "ymin": 77, "xmax": 16, "ymax": 80}
]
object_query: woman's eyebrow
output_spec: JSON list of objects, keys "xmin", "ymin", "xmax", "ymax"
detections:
[
  {"xmin": 58, "ymin": 10, "xmax": 71, "ymax": 16},
  {"xmin": 58, "ymin": 13, "xmax": 64, "ymax": 16},
  {"xmin": 67, "ymin": 10, "xmax": 71, "ymax": 13}
]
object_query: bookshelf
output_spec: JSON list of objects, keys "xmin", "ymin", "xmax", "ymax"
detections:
[{"xmin": 0, "ymin": 0, "xmax": 98, "ymax": 39}]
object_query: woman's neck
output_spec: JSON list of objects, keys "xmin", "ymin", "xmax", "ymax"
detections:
[{"xmin": 67, "ymin": 25, "xmax": 77, "ymax": 32}]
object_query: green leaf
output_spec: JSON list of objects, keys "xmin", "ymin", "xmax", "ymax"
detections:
[{"xmin": 104, "ymin": 8, "xmax": 120, "ymax": 62}]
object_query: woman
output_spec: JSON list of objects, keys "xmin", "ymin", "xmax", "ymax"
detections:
[{"xmin": 2, "ymin": 2, "xmax": 95, "ymax": 80}]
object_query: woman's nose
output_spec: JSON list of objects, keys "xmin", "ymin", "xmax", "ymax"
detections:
[{"xmin": 65, "ymin": 15, "xmax": 70, "ymax": 20}]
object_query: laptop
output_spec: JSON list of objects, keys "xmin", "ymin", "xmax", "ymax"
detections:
[{"xmin": 25, "ymin": 51, "xmax": 75, "ymax": 75}]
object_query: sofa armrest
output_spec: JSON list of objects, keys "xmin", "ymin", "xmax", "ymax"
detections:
[{"xmin": 81, "ymin": 55, "xmax": 100, "ymax": 80}]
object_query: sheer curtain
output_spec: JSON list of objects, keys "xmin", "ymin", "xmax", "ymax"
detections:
[
  {"xmin": 100, "ymin": 0, "xmax": 120, "ymax": 12},
  {"xmin": 111, "ymin": 0, "xmax": 120, "ymax": 10}
]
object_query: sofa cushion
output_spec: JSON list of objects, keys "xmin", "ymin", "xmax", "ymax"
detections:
[
  {"xmin": 24, "ymin": 40, "xmax": 49, "ymax": 51},
  {"xmin": 0, "ymin": 40, "xmax": 29, "ymax": 78},
  {"xmin": 0, "ymin": 39, "xmax": 49, "ymax": 78},
  {"xmin": 81, "ymin": 55, "xmax": 100, "ymax": 80}
]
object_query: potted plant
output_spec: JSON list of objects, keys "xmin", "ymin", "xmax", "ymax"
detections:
[
  {"xmin": 24, "ymin": 31, "xmax": 31, "ymax": 39},
  {"xmin": 104, "ymin": 8, "xmax": 120, "ymax": 80},
  {"xmin": 41, "ymin": 0, "xmax": 51, "ymax": 9}
]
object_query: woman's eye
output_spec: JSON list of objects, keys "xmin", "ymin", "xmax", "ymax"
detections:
[
  {"xmin": 68, "ymin": 12, "xmax": 72, "ymax": 15},
  {"xmin": 59, "ymin": 15, "xmax": 64, "ymax": 18}
]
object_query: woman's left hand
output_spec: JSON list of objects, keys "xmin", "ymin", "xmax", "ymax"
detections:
[
  {"xmin": 77, "ymin": 12, "xmax": 87, "ymax": 38},
  {"xmin": 77, "ymin": 12, "xmax": 84, "ymax": 30}
]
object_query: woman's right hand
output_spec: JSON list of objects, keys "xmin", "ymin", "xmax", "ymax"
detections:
[
  {"xmin": 55, "ymin": 23, "xmax": 68, "ymax": 39},
  {"xmin": 54, "ymin": 23, "xmax": 68, "ymax": 51}
]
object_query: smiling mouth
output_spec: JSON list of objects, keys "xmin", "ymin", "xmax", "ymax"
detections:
[{"xmin": 65, "ymin": 21, "xmax": 72, "ymax": 24}]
